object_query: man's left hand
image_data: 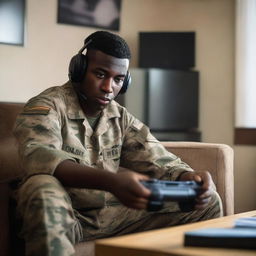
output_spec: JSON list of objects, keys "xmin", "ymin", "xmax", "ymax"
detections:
[{"xmin": 178, "ymin": 171, "xmax": 215, "ymax": 210}]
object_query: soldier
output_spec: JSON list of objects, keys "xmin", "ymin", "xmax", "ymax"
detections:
[{"xmin": 14, "ymin": 31, "xmax": 222, "ymax": 256}]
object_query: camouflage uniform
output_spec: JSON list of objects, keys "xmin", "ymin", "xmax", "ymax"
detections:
[{"xmin": 14, "ymin": 82, "xmax": 222, "ymax": 256}]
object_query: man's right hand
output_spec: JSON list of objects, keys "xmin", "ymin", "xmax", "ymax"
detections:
[
  {"xmin": 109, "ymin": 169, "xmax": 151, "ymax": 210},
  {"xmin": 55, "ymin": 160, "xmax": 151, "ymax": 210}
]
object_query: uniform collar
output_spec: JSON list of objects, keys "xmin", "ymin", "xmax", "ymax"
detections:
[
  {"xmin": 64, "ymin": 81, "xmax": 86, "ymax": 120},
  {"xmin": 93, "ymin": 101, "xmax": 121, "ymax": 136},
  {"xmin": 102, "ymin": 100, "xmax": 121, "ymax": 119}
]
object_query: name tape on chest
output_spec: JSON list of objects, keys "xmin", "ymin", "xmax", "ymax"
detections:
[
  {"xmin": 63, "ymin": 145, "xmax": 84, "ymax": 157},
  {"xmin": 103, "ymin": 146, "xmax": 121, "ymax": 160}
]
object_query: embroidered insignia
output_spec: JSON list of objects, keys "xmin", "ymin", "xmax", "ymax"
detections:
[
  {"xmin": 132, "ymin": 119, "xmax": 143, "ymax": 130},
  {"xmin": 22, "ymin": 106, "xmax": 51, "ymax": 115}
]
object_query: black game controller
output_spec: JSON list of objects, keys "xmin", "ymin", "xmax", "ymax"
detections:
[{"xmin": 140, "ymin": 179, "xmax": 202, "ymax": 212}]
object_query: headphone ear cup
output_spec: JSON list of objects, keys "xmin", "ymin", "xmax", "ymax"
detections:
[
  {"xmin": 119, "ymin": 71, "xmax": 131, "ymax": 94},
  {"xmin": 69, "ymin": 54, "xmax": 87, "ymax": 83}
]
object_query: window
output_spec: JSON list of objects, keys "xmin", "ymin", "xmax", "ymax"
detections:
[{"xmin": 235, "ymin": 0, "xmax": 256, "ymax": 144}]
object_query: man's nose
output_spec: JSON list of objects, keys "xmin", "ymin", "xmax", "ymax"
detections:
[{"xmin": 101, "ymin": 78, "xmax": 113, "ymax": 93}]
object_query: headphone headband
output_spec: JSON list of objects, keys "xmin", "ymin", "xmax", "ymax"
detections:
[{"xmin": 78, "ymin": 39, "xmax": 92, "ymax": 55}]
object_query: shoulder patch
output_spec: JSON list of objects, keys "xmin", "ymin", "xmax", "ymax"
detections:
[
  {"xmin": 21, "ymin": 106, "xmax": 51, "ymax": 115},
  {"xmin": 131, "ymin": 119, "xmax": 143, "ymax": 130}
]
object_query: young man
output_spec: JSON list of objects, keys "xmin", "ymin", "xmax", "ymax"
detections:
[{"xmin": 14, "ymin": 31, "xmax": 222, "ymax": 256}]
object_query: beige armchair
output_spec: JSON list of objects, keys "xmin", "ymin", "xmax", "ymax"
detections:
[{"xmin": 0, "ymin": 102, "xmax": 234, "ymax": 256}]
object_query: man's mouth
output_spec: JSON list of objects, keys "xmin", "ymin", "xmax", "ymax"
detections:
[{"xmin": 96, "ymin": 97, "xmax": 111, "ymax": 105}]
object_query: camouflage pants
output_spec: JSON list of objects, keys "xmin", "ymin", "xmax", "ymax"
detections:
[{"xmin": 16, "ymin": 174, "xmax": 223, "ymax": 256}]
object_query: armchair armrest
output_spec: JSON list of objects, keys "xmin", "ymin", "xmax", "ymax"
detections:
[{"xmin": 161, "ymin": 141, "xmax": 234, "ymax": 216}]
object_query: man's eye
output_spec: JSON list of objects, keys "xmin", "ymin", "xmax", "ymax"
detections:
[
  {"xmin": 115, "ymin": 77, "xmax": 124, "ymax": 84},
  {"xmin": 96, "ymin": 72, "xmax": 105, "ymax": 78}
]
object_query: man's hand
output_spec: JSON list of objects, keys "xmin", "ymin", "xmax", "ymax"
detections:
[
  {"xmin": 55, "ymin": 161, "xmax": 150, "ymax": 210},
  {"xmin": 109, "ymin": 169, "xmax": 151, "ymax": 210},
  {"xmin": 178, "ymin": 171, "xmax": 215, "ymax": 210}
]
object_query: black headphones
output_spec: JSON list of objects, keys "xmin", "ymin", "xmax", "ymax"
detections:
[{"xmin": 68, "ymin": 39, "xmax": 131, "ymax": 94}]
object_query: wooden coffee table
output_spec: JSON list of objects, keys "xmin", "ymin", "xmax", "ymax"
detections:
[{"xmin": 95, "ymin": 210, "xmax": 256, "ymax": 256}]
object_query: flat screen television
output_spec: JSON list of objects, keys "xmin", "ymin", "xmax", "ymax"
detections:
[
  {"xmin": 146, "ymin": 69, "xmax": 199, "ymax": 131},
  {"xmin": 139, "ymin": 32, "xmax": 195, "ymax": 69}
]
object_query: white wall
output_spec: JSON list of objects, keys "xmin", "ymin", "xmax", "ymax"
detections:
[{"xmin": 0, "ymin": 0, "xmax": 255, "ymax": 213}]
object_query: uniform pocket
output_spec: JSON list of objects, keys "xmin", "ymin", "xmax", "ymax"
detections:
[{"xmin": 102, "ymin": 145, "xmax": 121, "ymax": 172}]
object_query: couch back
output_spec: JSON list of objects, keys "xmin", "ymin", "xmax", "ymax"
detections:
[
  {"xmin": 0, "ymin": 102, "xmax": 25, "ymax": 139},
  {"xmin": 0, "ymin": 102, "xmax": 25, "ymax": 183}
]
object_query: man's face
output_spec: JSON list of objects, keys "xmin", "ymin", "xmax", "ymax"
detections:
[{"xmin": 80, "ymin": 49, "xmax": 129, "ymax": 117}]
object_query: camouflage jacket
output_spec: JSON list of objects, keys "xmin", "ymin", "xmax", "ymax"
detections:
[{"xmin": 14, "ymin": 82, "xmax": 194, "ymax": 233}]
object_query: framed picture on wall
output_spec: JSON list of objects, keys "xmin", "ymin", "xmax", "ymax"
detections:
[
  {"xmin": 0, "ymin": 0, "xmax": 25, "ymax": 46},
  {"xmin": 57, "ymin": 0, "xmax": 122, "ymax": 31}
]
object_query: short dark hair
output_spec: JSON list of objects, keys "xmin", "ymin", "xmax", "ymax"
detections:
[{"xmin": 84, "ymin": 31, "xmax": 131, "ymax": 59}]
